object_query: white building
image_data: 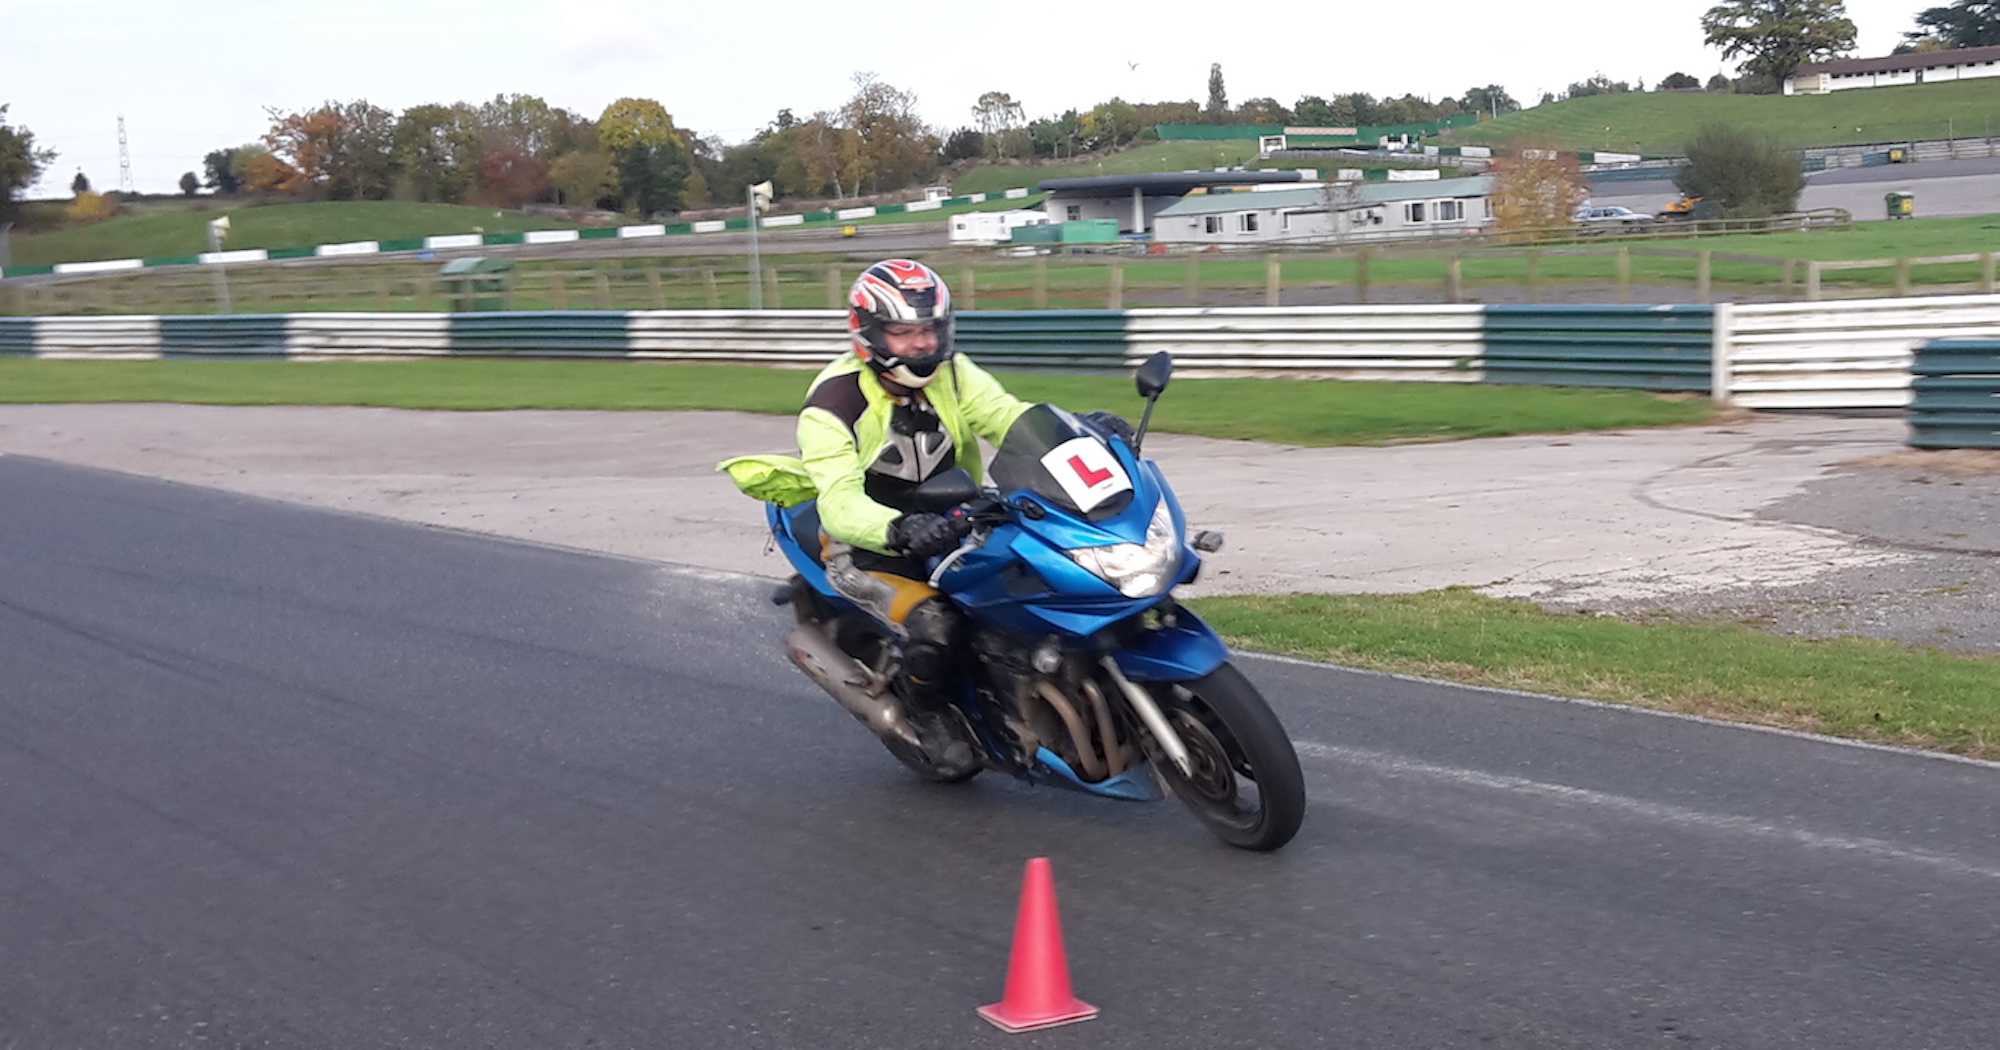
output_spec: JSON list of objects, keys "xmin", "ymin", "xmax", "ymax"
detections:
[
  {"xmin": 1785, "ymin": 45, "xmax": 2000, "ymax": 94},
  {"xmin": 947, "ymin": 209, "xmax": 1050, "ymax": 245},
  {"xmin": 1150, "ymin": 175, "xmax": 1494, "ymax": 246}
]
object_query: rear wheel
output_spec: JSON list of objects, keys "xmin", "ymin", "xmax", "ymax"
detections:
[{"xmin": 1151, "ymin": 663, "xmax": 1305, "ymax": 851}]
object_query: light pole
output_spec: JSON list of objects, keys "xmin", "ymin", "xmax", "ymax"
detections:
[
  {"xmin": 747, "ymin": 180, "xmax": 773, "ymax": 310},
  {"xmin": 207, "ymin": 215, "xmax": 233, "ymax": 314}
]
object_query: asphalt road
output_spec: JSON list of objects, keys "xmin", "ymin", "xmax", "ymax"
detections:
[
  {"xmin": 5, "ymin": 455, "xmax": 1998, "ymax": 1049},
  {"xmin": 1591, "ymin": 156, "xmax": 2000, "ymax": 220}
]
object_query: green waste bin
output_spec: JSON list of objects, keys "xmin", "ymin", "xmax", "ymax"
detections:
[
  {"xmin": 440, "ymin": 256, "xmax": 514, "ymax": 311},
  {"xmin": 1885, "ymin": 192, "xmax": 1915, "ymax": 220}
]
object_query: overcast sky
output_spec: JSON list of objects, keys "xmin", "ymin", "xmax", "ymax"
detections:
[{"xmin": 3, "ymin": 0, "xmax": 1935, "ymax": 195}]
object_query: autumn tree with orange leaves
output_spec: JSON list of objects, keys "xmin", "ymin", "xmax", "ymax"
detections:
[{"xmin": 1488, "ymin": 140, "xmax": 1590, "ymax": 233}]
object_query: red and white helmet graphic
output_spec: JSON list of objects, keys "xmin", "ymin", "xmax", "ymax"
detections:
[{"xmin": 847, "ymin": 258, "xmax": 955, "ymax": 389}]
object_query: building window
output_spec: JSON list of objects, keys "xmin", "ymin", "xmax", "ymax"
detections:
[
  {"xmin": 1204, "ymin": 215, "xmax": 1223, "ymax": 234},
  {"xmin": 1238, "ymin": 213, "xmax": 1259, "ymax": 232},
  {"xmin": 1065, "ymin": 204, "xmax": 1082, "ymax": 221},
  {"xmin": 1435, "ymin": 200, "xmax": 1462, "ymax": 222},
  {"xmin": 1405, "ymin": 201, "xmax": 1427, "ymax": 223}
]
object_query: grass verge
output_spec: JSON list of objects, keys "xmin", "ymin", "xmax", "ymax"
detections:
[
  {"xmin": 0, "ymin": 359, "xmax": 1711, "ymax": 444},
  {"xmin": 1188, "ymin": 590, "xmax": 2000, "ymax": 760}
]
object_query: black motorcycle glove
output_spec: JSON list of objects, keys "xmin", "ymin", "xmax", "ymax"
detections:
[
  {"xmin": 887, "ymin": 511, "xmax": 969, "ymax": 560},
  {"xmin": 1080, "ymin": 410, "xmax": 1137, "ymax": 443}
]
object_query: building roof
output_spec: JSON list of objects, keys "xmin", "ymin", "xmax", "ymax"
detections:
[
  {"xmin": 1154, "ymin": 175, "xmax": 1495, "ymax": 218},
  {"xmin": 1037, "ymin": 170, "xmax": 1308, "ymax": 197},
  {"xmin": 1154, "ymin": 187, "xmax": 1330, "ymax": 216},
  {"xmin": 1794, "ymin": 44, "xmax": 2000, "ymax": 78},
  {"xmin": 1359, "ymin": 175, "xmax": 1493, "ymax": 203}
]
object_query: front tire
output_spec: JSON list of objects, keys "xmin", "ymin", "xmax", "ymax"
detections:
[{"xmin": 1151, "ymin": 662, "xmax": 1305, "ymax": 851}]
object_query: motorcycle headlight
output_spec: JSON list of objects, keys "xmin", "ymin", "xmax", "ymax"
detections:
[{"xmin": 1067, "ymin": 501, "xmax": 1180, "ymax": 598}]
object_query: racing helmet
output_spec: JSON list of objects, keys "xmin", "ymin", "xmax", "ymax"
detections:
[{"xmin": 848, "ymin": 259, "xmax": 955, "ymax": 389}]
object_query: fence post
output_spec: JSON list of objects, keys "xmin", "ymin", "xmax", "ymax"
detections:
[
  {"xmin": 1524, "ymin": 250, "xmax": 1539, "ymax": 304},
  {"xmin": 1806, "ymin": 260, "xmax": 1822, "ymax": 301},
  {"xmin": 1895, "ymin": 257, "xmax": 1911, "ymax": 297},
  {"xmin": 1108, "ymin": 259, "xmax": 1124, "ymax": 310},
  {"xmin": 960, "ymin": 268, "xmax": 976, "ymax": 311},
  {"xmin": 1033, "ymin": 256, "xmax": 1048, "ymax": 309},
  {"xmin": 1265, "ymin": 255, "xmax": 1282, "ymax": 307},
  {"xmin": 1445, "ymin": 254, "xmax": 1462, "ymax": 303},
  {"xmin": 648, "ymin": 268, "xmax": 665, "ymax": 309},
  {"xmin": 552, "ymin": 273, "xmax": 568, "ymax": 310},
  {"xmin": 1710, "ymin": 301, "xmax": 1735, "ymax": 406},
  {"xmin": 827, "ymin": 266, "xmax": 842, "ymax": 309},
  {"xmin": 1781, "ymin": 258, "xmax": 1796, "ymax": 301},
  {"xmin": 764, "ymin": 265, "xmax": 780, "ymax": 308},
  {"xmin": 1984, "ymin": 252, "xmax": 1996, "ymax": 294},
  {"xmin": 596, "ymin": 272, "xmax": 613, "ymax": 309},
  {"xmin": 1611, "ymin": 247, "xmax": 1629, "ymax": 304},
  {"xmin": 702, "ymin": 268, "xmax": 719, "ymax": 308},
  {"xmin": 1696, "ymin": 250, "xmax": 1712, "ymax": 305},
  {"xmin": 1184, "ymin": 255, "xmax": 1200, "ymax": 306},
  {"xmin": 1354, "ymin": 249, "xmax": 1370, "ymax": 304}
]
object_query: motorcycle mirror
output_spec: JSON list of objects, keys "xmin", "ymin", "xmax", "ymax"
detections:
[
  {"xmin": 1135, "ymin": 351, "xmax": 1173, "ymax": 399},
  {"xmin": 914, "ymin": 467, "xmax": 981, "ymax": 513}
]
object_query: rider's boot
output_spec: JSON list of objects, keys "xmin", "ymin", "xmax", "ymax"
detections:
[{"xmin": 896, "ymin": 602, "xmax": 980, "ymax": 776}]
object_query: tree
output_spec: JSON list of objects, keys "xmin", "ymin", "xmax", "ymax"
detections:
[
  {"xmin": 71, "ymin": 170, "xmax": 90, "ymax": 195},
  {"xmin": 203, "ymin": 148, "xmax": 243, "ymax": 195},
  {"xmin": 1706, "ymin": 73, "xmax": 1733, "ymax": 90},
  {"xmin": 1701, "ymin": 0, "xmax": 1857, "ymax": 88},
  {"xmin": 476, "ymin": 149, "xmax": 551, "ymax": 207},
  {"xmin": 0, "ymin": 105, "xmax": 57, "ymax": 222},
  {"xmin": 1489, "ymin": 141, "xmax": 1590, "ymax": 231},
  {"xmin": 1293, "ymin": 96, "xmax": 1338, "ymax": 126},
  {"xmin": 971, "ymin": 90, "xmax": 1027, "ymax": 158},
  {"xmin": 1675, "ymin": 123, "xmax": 1803, "ymax": 217},
  {"xmin": 1460, "ymin": 85, "xmax": 1522, "ymax": 117},
  {"xmin": 178, "ymin": 171, "xmax": 200, "ymax": 196},
  {"xmin": 837, "ymin": 74, "xmax": 935, "ymax": 196},
  {"xmin": 548, "ymin": 149, "xmax": 619, "ymax": 209},
  {"xmin": 942, "ymin": 128, "xmax": 986, "ymax": 162},
  {"xmin": 1906, "ymin": 0, "xmax": 2000, "ymax": 47},
  {"xmin": 1659, "ymin": 71, "xmax": 1704, "ymax": 89},
  {"xmin": 1565, "ymin": 73, "xmax": 1635, "ymax": 98},
  {"xmin": 475, "ymin": 93, "xmax": 584, "ymax": 160},
  {"xmin": 597, "ymin": 97, "xmax": 691, "ymax": 215},
  {"xmin": 394, "ymin": 103, "xmax": 482, "ymax": 203},
  {"xmin": 1205, "ymin": 63, "xmax": 1229, "ymax": 122}
]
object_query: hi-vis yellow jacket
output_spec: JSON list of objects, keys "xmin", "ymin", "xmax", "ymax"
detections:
[{"xmin": 798, "ymin": 353, "xmax": 1032, "ymax": 554}]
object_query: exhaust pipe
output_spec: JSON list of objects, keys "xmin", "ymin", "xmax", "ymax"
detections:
[{"xmin": 785, "ymin": 624, "xmax": 918, "ymax": 748}]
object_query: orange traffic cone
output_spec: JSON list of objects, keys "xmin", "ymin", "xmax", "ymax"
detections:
[{"xmin": 977, "ymin": 857, "xmax": 1099, "ymax": 1033}]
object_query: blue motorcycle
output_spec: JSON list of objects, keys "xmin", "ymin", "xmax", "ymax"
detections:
[{"xmin": 765, "ymin": 353, "xmax": 1305, "ymax": 851}]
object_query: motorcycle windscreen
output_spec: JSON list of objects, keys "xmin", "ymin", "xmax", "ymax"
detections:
[{"xmin": 988, "ymin": 404, "xmax": 1137, "ymax": 521}]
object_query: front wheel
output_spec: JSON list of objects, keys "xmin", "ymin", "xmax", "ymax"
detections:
[{"xmin": 1151, "ymin": 663, "xmax": 1305, "ymax": 851}]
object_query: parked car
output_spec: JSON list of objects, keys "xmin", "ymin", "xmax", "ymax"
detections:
[{"xmin": 1573, "ymin": 204, "xmax": 1654, "ymax": 227}]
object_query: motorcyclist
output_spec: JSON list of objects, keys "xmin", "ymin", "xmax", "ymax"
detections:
[{"xmin": 797, "ymin": 258, "xmax": 1131, "ymax": 761}]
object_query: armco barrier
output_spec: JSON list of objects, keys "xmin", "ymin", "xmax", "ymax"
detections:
[
  {"xmin": 0, "ymin": 316, "xmax": 33, "ymax": 356},
  {"xmin": 161, "ymin": 315, "xmax": 289, "ymax": 357},
  {"xmin": 627, "ymin": 309, "xmax": 847, "ymax": 366},
  {"xmin": 956, "ymin": 310, "xmax": 1130, "ymax": 372},
  {"xmin": 1725, "ymin": 295, "xmax": 2000, "ymax": 409},
  {"xmin": 21, "ymin": 301, "xmax": 2000, "ymax": 414},
  {"xmin": 1484, "ymin": 305, "xmax": 1713, "ymax": 391},
  {"xmin": 1909, "ymin": 340, "xmax": 2000, "ymax": 448},
  {"xmin": 450, "ymin": 311, "xmax": 630, "ymax": 356},
  {"xmin": 287, "ymin": 313, "xmax": 453, "ymax": 357},
  {"xmin": 1125, "ymin": 306, "xmax": 1487, "ymax": 381}
]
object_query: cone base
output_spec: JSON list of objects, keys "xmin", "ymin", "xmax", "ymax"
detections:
[{"xmin": 977, "ymin": 999, "xmax": 1099, "ymax": 1033}]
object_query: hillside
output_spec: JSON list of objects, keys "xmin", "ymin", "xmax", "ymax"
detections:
[
  {"xmin": 8, "ymin": 201, "xmax": 586, "ymax": 268},
  {"xmin": 1448, "ymin": 79, "xmax": 2000, "ymax": 157}
]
